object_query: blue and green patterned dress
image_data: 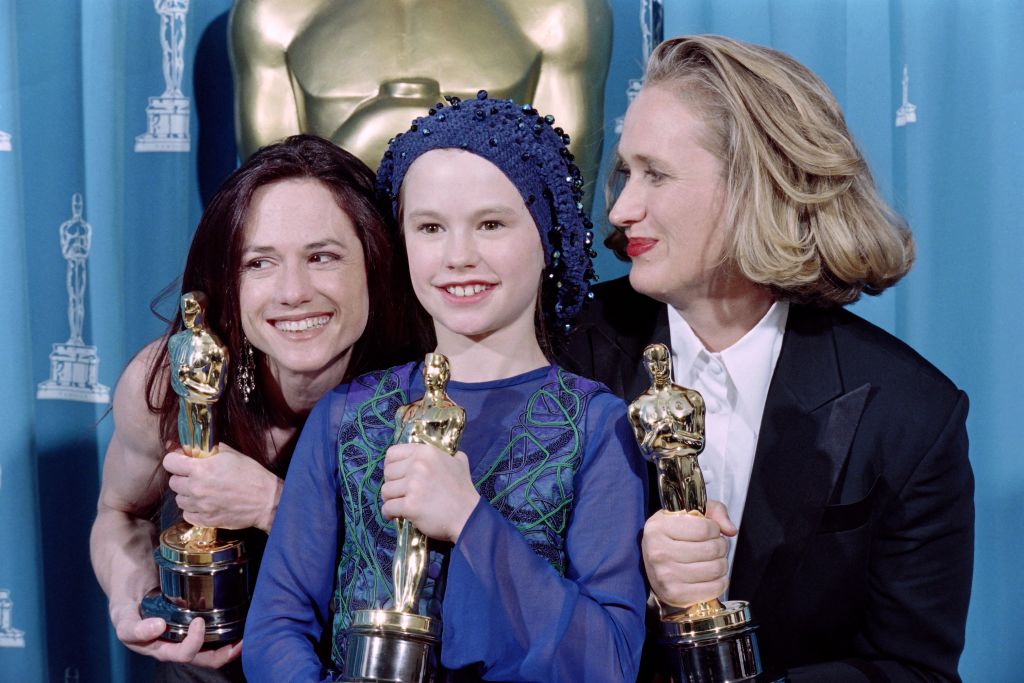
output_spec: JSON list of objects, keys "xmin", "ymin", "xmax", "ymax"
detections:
[{"xmin": 243, "ymin": 362, "xmax": 648, "ymax": 682}]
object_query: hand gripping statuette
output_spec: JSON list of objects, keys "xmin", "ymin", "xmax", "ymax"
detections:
[
  {"xmin": 628, "ymin": 344, "xmax": 763, "ymax": 682},
  {"xmin": 140, "ymin": 291, "xmax": 250, "ymax": 644},
  {"xmin": 344, "ymin": 353, "xmax": 466, "ymax": 683}
]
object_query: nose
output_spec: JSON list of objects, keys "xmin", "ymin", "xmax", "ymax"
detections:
[
  {"xmin": 443, "ymin": 227, "xmax": 479, "ymax": 270},
  {"xmin": 608, "ymin": 177, "xmax": 645, "ymax": 229},
  {"xmin": 277, "ymin": 261, "xmax": 315, "ymax": 306}
]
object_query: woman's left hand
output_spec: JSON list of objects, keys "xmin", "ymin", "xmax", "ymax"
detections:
[
  {"xmin": 380, "ymin": 443, "xmax": 480, "ymax": 543},
  {"xmin": 164, "ymin": 445, "xmax": 283, "ymax": 533}
]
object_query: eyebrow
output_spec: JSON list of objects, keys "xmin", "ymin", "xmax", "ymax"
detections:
[
  {"xmin": 619, "ymin": 152, "xmax": 662, "ymax": 168},
  {"xmin": 242, "ymin": 238, "xmax": 349, "ymax": 254},
  {"xmin": 405, "ymin": 205, "xmax": 520, "ymax": 222}
]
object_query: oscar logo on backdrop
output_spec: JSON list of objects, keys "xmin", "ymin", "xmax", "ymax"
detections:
[
  {"xmin": 135, "ymin": 0, "xmax": 191, "ymax": 152},
  {"xmin": 36, "ymin": 193, "xmax": 111, "ymax": 404},
  {"xmin": 615, "ymin": 0, "xmax": 663, "ymax": 135},
  {"xmin": 0, "ymin": 465, "xmax": 26, "ymax": 649},
  {"xmin": 0, "ymin": 589, "xmax": 26, "ymax": 649},
  {"xmin": 895, "ymin": 64, "xmax": 918, "ymax": 127}
]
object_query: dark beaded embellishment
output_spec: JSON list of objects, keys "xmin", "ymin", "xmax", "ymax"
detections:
[{"xmin": 378, "ymin": 92, "xmax": 595, "ymax": 330}]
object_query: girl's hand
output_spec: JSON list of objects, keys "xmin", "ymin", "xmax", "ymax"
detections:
[{"xmin": 380, "ymin": 442, "xmax": 480, "ymax": 543}]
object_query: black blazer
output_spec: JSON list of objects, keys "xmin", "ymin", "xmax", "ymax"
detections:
[{"xmin": 560, "ymin": 277, "xmax": 974, "ymax": 682}]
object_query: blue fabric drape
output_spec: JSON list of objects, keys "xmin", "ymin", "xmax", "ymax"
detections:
[
  {"xmin": 0, "ymin": 2, "xmax": 43, "ymax": 679},
  {"xmin": 1, "ymin": 1, "xmax": 1019, "ymax": 681},
  {"xmin": 0, "ymin": 2, "xmax": 232, "ymax": 681},
  {"xmin": 628, "ymin": 2, "xmax": 1019, "ymax": 680}
]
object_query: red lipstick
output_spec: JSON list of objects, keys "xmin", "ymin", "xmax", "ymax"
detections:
[{"xmin": 626, "ymin": 238, "xmax": 658, "ymax": 258}]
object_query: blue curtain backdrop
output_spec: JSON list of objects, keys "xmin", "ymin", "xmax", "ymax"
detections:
[
  {"xmin": 648, "ymin": 3, "xmax": 1023, "ymax": 681},
  {"xmin": 0, "ymin": 1, "xmax": 237, "ymax": 681},
  {"xmin": 0, "ymin": 1, "xmax": 1019, "ymax": 681}
]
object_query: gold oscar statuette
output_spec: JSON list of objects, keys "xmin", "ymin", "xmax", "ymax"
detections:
[
  {"xmin": 139, "ymin": 291, "xmax": 250, "ymax": 644},
  {"xmin": 229, "ymin": 0, "xmax": 611, "ymax": 211},
  {"xmin": 343, "ymin": 353, "xmax": 466, "ymax": 683},
  {"xmin": 628, "ymin": 344, "xmax": 763, "ymax": 682}
]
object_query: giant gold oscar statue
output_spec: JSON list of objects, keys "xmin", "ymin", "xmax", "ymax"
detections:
[
  {"xmin": 228, "ymin": 0, "xmax": 611, "ymax": 209},
  {"xmin": 139, "ymin": 292, "xmax": 250, "ymax": 643},
  {"xmin": 628, "ymin": 344, "xmax": 763, "ymax": 682},
  {"xmin": 344, "ymin": 353, "xmax": 466, "ymax": 683}
]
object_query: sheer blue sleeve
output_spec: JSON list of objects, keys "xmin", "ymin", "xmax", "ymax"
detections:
[
  {"xmin": 242, "ymin": 385, "xmax": 348, "ymax": 683},
  {"xmin": 440, "ymin": 393, "xmax": 648, "ymax": 681}
]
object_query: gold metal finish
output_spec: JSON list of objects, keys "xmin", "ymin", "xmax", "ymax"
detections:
[
  {"xmin": 628, "ymin": 343, "xmax": 754, "ymax": 631},
  {"xmin": 390, "ymin": 353, "xmax": 466, "ymax": 614},
  {"xmin": 167, "ymin": 291, "xmax": 229, "ymax": 550},
  {"xmin": 140, "ymin": 292, "xmax": 250, "ymax": 644},
  {"xmin": 228, "ymin": 0, "xmax": 612, "ymax": 208},
  {"xmin": 659, "ymin": 602, "xmax": 753, "ymax": 641},
  {"xmin": 159, "ymin": 521, "xmax": 245, "ymax": 566},
  {"xmin": 342, "ymin": 354, "xmax": 465, "ymax": 680},
  {"xmin": 351, "ymin": 609, "xmax": 440, "ymax": 639}
]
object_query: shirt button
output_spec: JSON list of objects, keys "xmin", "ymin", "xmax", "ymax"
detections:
[
  {"xmin": 706, "ymin": 398, "xmax": 721, "ymax": 413},
  {"xmin": 709, "ymin": 361, "xmax": 725, "ymax": 376}
]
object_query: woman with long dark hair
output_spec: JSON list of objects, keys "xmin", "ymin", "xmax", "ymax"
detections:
[{"xmin": 90, "ymin": 135, "xmax": 419, "ymax": 680}]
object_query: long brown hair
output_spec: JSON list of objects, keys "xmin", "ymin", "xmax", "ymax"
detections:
[{"xmin": 145, "ymin": 135, "xmax": 420, "ymax": 471}]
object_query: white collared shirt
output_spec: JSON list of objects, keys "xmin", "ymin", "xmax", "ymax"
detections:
[{"xmin": 666, "ymin": 301, "xmax": 789, "ymax": 579}]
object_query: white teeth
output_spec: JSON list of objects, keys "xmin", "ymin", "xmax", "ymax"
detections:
[
  {"xmin": 274, "ymin": 315, "xmax": 330, "ymax": 332},
  {"xmin": 445, "ymin": 284, "xmax": 491, "ymax": 297}
]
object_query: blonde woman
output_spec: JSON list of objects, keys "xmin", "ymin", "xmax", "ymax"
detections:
[{"xmin": 563, "ymin": 35, "xmax": 972, "ymax": 681}]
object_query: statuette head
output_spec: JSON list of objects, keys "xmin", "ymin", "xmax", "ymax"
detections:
[
  {"xmin": 180, "ymin": 291, "xmax": 208, "ymax": 330},
  {"xmin": 422, "ymin": 352, "xmax": 451, "ymax": 390},
  {"xmin": 643, "ymin": 343, "xmax": 671, "ymax": 385}
]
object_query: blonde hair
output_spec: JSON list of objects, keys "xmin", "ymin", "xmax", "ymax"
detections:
[{"xmin": 608, "ymin": 35, "xmax": 913, "ymax": 305}]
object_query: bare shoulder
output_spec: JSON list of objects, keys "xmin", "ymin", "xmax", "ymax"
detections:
[
  {"xmin": 99, "ymin": 341, "xmax": 169, "ymax": 516},
  {"xmin": 113, "ymin": 341, "xmax": 167, "ymax": 450}
]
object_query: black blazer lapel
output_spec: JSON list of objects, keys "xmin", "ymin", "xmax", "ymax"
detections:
[
  {"xmin": 610, "ymin": 303, "xmax": 669, "ymax": 402},
  {"xmin": 730, "ymin": 306, "xmax": 871, "ymax": 612},
  {"xmin": 578, "ymin": 279, "xmax": 670, "ymax": 401}
]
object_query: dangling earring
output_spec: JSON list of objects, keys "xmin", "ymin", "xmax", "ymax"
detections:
[{"xmin": 237, "ymin": 336, "xmax": 256, "ymax": 404}]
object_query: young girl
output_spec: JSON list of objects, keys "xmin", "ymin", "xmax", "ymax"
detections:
[{"xmin": 243, "ymin": 93, "xmax": 648, "ymax": 681}]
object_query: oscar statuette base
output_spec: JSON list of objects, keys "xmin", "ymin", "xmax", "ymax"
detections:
[
  {"xmin": 139, "ymin": 521, "xmax": 249, "ymax": 645},
  {"xmin": 660, "ymin": 600, "xmax": 763, "ymax": 683},
  {"xmin": 342, "ymin": 609, "xmax": 439, "ymax": 683}
]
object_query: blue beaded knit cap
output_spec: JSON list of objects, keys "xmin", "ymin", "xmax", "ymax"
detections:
[{"xmin": 376, "ymin": 90, "xmax": 596, "ymax": 331}]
